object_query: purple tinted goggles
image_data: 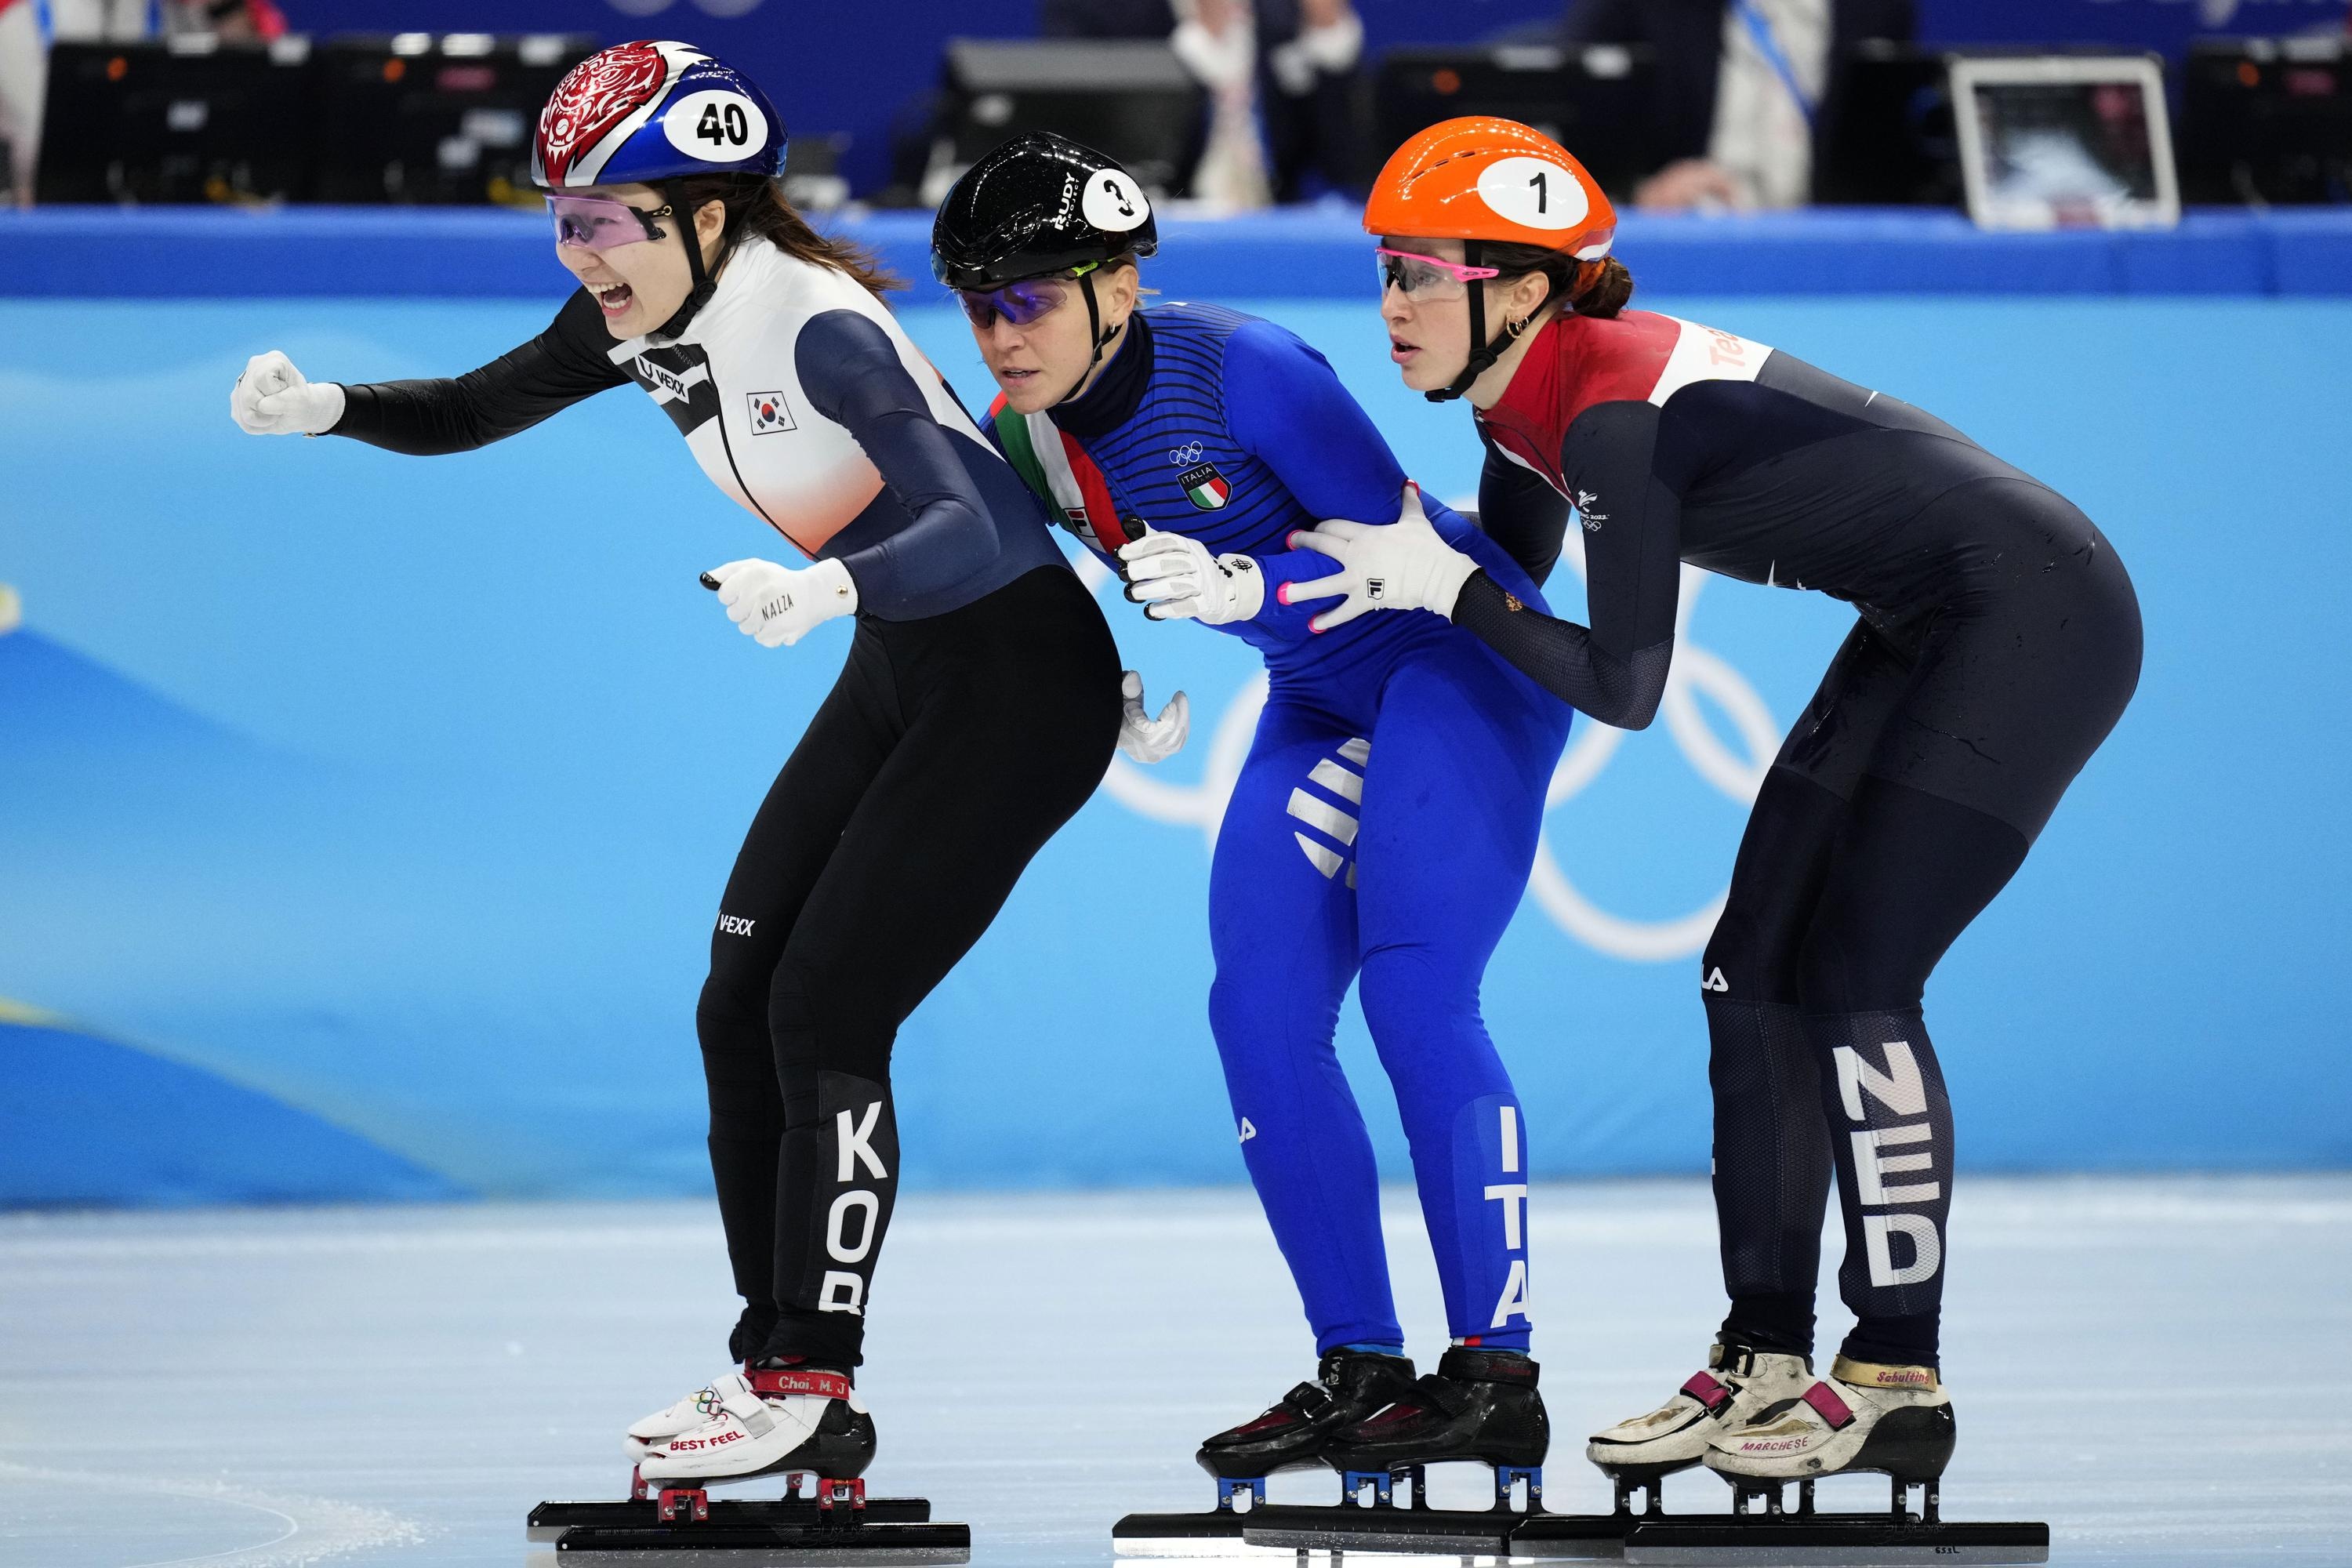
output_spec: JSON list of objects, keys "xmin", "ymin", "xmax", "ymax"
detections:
[
  {"xmin": 548, "ymin": 193, "xmax": 670, "ymax": 252},
  {"xmin": 953, "ymin": 263, "xmax": 1099, "ymax": 330}
]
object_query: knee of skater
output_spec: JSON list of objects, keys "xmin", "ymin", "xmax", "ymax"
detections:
[
  {"xmin": 1794, "ymin": 921, "xmax": 1924, "ymax": 1018},
  {"xmin": 696, "ymin": 970, "xmax": 768, "ymax": 1030},
  {"xmin": 1701, "ymin": 907, "xmax": 1804, "ymax": 1004},
  {"xmin": 1357, "ymin": 954, "xmax": 1456, "ymax": 1039},
  {"xmin": 768, "ymin": 955, "xmax": 895, "ymax": 1100},
  {"xmin": 1209, "ymin": 971, "xmax": 1340, "ymax": 1059}
]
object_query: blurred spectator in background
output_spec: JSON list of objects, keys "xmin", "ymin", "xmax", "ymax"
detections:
[
  {"xmin": 0, "ymin": 0, "xmax": 38, "ymax": 206},
  {"xmin": 1562, "ymin": 0, "xmax": 1912, "ymax": 209},
  {"xmin": 1044, "ymin": 0, "xmax": 1367, "ymax": 205},
  {"xmin": 49, "ymin": 0, "xmax": 147, "ymax": 42},
  {"xmin": 163, "ymin": 0, "xmax": 287, "ymax": 42}
]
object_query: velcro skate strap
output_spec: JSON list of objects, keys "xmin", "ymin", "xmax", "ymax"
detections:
[
  {"xmin": 1799, "ymin": 1381, "xmax": 1855, "ymax": 1430},
  {"xmin": 715, "ymin": 1383, "xmax": 778, "ymax": 1436},
  {"xmin": 1681, "ymin": 1371, "xmax": 1733, "ymax": 1413},
  {"xmin": 748, "ymin": 1367, "xmax": 852, "ymax": 1401},
  {"xmin": 1828, "ymin": 1356, "xmax": 1939, "ymax": 1393}
]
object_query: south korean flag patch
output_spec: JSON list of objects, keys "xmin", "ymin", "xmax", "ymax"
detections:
[{"xmin": 746, "ymin": 390, "xmax": 796, "ymax": 434}]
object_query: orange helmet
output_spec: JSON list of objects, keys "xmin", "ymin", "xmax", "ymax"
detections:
[{"xmin": 1363, "ymin": 117, "xmax": 1615, "ymax": 261}]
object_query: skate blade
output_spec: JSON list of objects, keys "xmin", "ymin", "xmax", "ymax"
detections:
[
  {"xmin": 1506, "ymin": 1510, "xmax": 1633, "ymax": 1559},
  {"xmin": 1113, "ymin": 1504, "xmax": 1533, "ymax": 1558},
  {"xmin": 528, "ymin": 1497, "xmax": 933, "ymax": 1544},
  {"xmin": 1622, "ymin": 1515, "xmax": 2048, "ymax": 1566},
  {"xmin": 548, "ymin": 1520, "xmax": 969, "ymax": 1559}
]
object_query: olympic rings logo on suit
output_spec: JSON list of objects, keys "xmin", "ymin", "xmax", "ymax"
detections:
[{"xmin": 1071, "ymin": 515, "xmax": 1780, "ymax": 963}]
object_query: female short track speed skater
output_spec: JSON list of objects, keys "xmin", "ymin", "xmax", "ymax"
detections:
[
  {"xmin": 931, "ymin": 132, "xmax": 1575, "ymax": 1505},
  {"xmin": 229, "ymin": 42, "xmax": 1134, "ymax": 1494},
  {"xmin": 1290, "ymin": 118, "xmax": 2143, "ymax": 1497}
]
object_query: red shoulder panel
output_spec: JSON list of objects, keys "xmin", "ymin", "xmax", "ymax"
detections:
[{"xmin": 1476, "ymin": 310, "xmax": 1680, "ymax": 491}]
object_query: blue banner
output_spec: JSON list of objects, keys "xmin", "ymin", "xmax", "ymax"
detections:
[{"xmin": 2, "ymin": 274, "xmax": 2347, "ymax": 1204}]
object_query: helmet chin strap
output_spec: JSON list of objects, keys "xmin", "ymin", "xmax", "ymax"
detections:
[
  {"xmin": 1425, "ymin": 241, "xmax": 1528, "ymax": 405},
  {"xmin": 650, "ymin": 178, "xmax": 719, "ymax": 341},
  {"xmin": 1050, "ymin": 266, "xmax": 1125, "ymax": 409}
]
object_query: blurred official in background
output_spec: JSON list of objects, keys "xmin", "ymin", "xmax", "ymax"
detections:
[
  {"xmin": 1044, "ymin": 0, "xmax": 1369, "ymax": 203},
  {"xmin": 1561, "ymin": 0, "xmax": 1914, "ymax": 209},
  {"xmin": 0, "ymin": 0, "xmax": 37, "ymax": 206}
]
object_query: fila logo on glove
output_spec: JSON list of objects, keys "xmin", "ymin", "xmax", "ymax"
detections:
[
  {"xmin": 818, "ymin": 1099, "xmax": 888, "ymax": 1316},
  {"xmin": 1835, "ymin": 1040, "xmax": 1942, "ymax": 1290}
]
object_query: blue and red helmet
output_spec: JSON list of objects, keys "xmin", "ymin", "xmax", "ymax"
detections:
[{"xmin": 532, "ymin": 41, "xmax": 786, "ymax": 189}]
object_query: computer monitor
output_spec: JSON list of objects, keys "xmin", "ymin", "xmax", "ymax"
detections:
[
  {"xmin": 938, "ymin": 38, "xmax": 1204, "ymax": 200},
  {"xmin": 313, "ymin": 33, "xmax": 593, "ymax": 205},
  {"xmin": 1951, "ymin": 55, "xmax": 2178, "ymax": 230},
  {"xmin": 2181, "ymin": 35, "xmax": 2352, "ymax": 205},
  {"xmin": 1372, "ymin": 44, "xmax": 1660, "ymax": 201},
  {"xmin": 38, "ymin": 38, "xmax": 318, "ymax": 204},
  {"xmin": 1813, "ymin": 40, "xmax": 1961, "ymax": 207}
]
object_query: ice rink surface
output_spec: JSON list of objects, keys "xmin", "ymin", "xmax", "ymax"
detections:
[{"xmin": 2, "ymin": 1176, "xmax": 2347, "ymax": 1567}]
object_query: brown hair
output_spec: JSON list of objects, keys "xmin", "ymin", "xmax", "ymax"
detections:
[
  {"xmin": 1479, "ymin": 241, "xmax": 1634, "ymax": 321},
  {"xmin": 675, "ymin": 172, "xmax": 906, "ymax": 296}
]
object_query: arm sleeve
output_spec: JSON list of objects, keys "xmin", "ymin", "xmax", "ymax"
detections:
[
  {"xmin": 1451, "ymin": 400, "xmax": 1682, "ymax": 729},
  {"xmin": 795, "ymin": 310, "xmax": 999, "ymax": 611},
  {"xmin": 1475, "ymin": 432, "xmax": 1570, "ymax": 587},
  {"xmin": 1221, "ymin": 318, "xmax": 1420, "ymax": 641},
  {"xmin": 328, "ymin": 289, "xmax": 628, "ymax": 456}
]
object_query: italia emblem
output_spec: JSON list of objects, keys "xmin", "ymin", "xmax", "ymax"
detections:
[{"xmin": 1178, "ymin": 462, "xmax": 1231, "ymax": 510}]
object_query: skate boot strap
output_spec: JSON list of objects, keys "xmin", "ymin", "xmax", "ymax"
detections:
[
  {"xmin": 1798, "ymin": 1381, "xmax": 1857, "ymax": 1430},
  {"xmin": 1435, "ymin": 1346, "xmax": 1540, "ymax": 1385},
  {"xmin": 713, "ymin": 1380, "xmax": 779, "ymax": 1436},
  {"xmin": 1681, "ymin": 1370, "xmax": 1734, "ymax": 1413},
  {"xmin": 1828, "ymin": 1356, "xmax": 1940, "ymax": 1393},
  {"xmin": 747, "ymin": 1367, "xmax": 853, "ymax": 1401}
]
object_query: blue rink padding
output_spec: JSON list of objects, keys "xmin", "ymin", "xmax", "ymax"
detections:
[
  {"xmin": 0, "ymin": 1013, "xmax": 466, "ymax": 1206},
  {"xmin": 3, "ymin": 275, "xmax": 2350, "ymax": 1205},
  {"xmin": 4, "ymin": 207, "xmax": 2352, "ymax": 299}
]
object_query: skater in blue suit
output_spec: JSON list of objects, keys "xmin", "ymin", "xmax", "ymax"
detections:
[{"xmin": 935, "ymin": 134, "xmax": 1573, "ymax": 1500}]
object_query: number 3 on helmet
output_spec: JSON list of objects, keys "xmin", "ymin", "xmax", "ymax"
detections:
[
  {"xmin": 532, "ymin": 39, "xmax": 786, "ymax": 190},
  {"xmin": 1363, "ymin": 116, "xmax": 1615, "ymax": 260}
]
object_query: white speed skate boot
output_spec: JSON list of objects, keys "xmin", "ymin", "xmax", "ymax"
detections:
[
  {"xmin": 636, "ymin": 1367, "xmax": 877, "ymax": 1488},
  {"xmin": 624, "ymin": 1371, "xmax": 741, "ymax": 1462},
  {"xmin": 1585, "ymin": 1343, "xmax": 1812, "ymax": 1508},
  {"xmin": 1703, "ymin": 1355, "xmax": 1955, "ymax": 1487}
]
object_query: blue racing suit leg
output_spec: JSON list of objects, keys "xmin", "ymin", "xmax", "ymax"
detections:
[
  {"xmin": 1356, "ymin": 634, "xmax": 1572, "ymax": 1352},
  {"xmin": 1209, "ymin": 695, "xmax": 1401, "ymax": 1355}
]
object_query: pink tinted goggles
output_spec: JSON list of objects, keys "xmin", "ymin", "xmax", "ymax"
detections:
[
  {"xmin": 953, "ymin": 264, "xmax": 1102, "ymax": 331},
  {"xmin": 1374, "ymin": 245, "xmax": 1501, "ymax": 300},
  {"xmin": 548, "ymin": 194, "xmax": 670, "ymax": 252}
]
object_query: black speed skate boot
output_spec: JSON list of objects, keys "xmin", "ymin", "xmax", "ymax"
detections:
[
  {"xmin": 1196, "ymin": 1349, "xmax": 1417, "ymax": 1508},
  {"xmin": 1322, "ymin": 1347, "xmax": 1548, "ymax": 1511}
]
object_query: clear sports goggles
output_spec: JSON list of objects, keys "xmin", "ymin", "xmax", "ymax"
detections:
[
  {"xmin": 547, "ymin": 193, "xmax": 672, "ymax": 252},
  {"xmin": 953, "ymin": 261, "xmax": 1101, "ymax": 329},
  {"xmin": 1374, "ymin": 246, "xmax": 1501, "ymax": 302}
]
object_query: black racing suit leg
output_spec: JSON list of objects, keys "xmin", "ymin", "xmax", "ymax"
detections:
[
  {"xmin": 1786, "ymin": 481, "xmax": 2143, "ymax": 1370},
  {"xmin": 754, "ymin": 566, "xmax": 1119, "ymax": 1371},
  {"xmin": 699, "ymin": 629, "xmax": 902, "ymax": 1363}
]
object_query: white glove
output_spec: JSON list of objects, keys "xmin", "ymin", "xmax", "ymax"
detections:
[
  {"xmin": 705, "ymin": 557, "xmax": 859, "ymax": 648},
  {"xmin": 230, "ymin": 350, "xmax": 346, "ymax": 436},
  {"xmin": 1117, "ymin": 530, "xmax": 1266, "ymax": 625},
  {"xmin": 1116, "ymin": 670, "xmax": 1189, "ymax": 764},
  {"xmin": 1286, "ymin": 483, "xmax": 1481, "ymax": 632}
]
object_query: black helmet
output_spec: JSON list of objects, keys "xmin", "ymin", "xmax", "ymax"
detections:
[{"xmin": 931, "ymin": 132, "xmax": 1160, "ymax": 289}]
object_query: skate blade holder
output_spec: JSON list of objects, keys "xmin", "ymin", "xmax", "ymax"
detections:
[
  {"xmin": 1613, "ymin": 1474, "xmax": 2049, "ymax": 1565},
  {"xmin": 531, "ymin": 1468, "xmax": 971, "ymax": 1555},
  {"xmin": 1113, "ymin": 1465, "xmax": 1543, "ymax": 1559}
]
